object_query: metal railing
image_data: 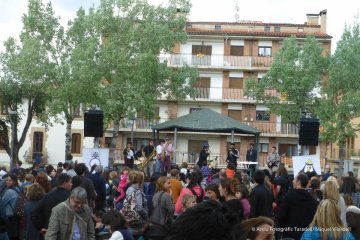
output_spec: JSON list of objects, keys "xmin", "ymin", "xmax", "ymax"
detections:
[
  {"xmin": 164, "ymin": 54, "xmax": 273, "ymax": 69},
  {"xmin": 190, "ymin": 86, "xmax": 279, "ymax": 100},
  {"xmin": 117, "ymin": 117, "xmax": 298, "ymax": 135},
  {"xmin": 327, "ymin": 148, "xmax": 360, "ymax": 160}
]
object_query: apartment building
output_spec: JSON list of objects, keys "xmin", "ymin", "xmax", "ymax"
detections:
[{"xmin": 115, "ymin": 10, "xmax": 332, "ymax": 169}]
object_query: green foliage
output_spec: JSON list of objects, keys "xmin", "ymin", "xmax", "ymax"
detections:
[
  {"xmin": 94, "ymin": 0, "xmax": 197, "ymax": 121},
  {"xmin": 318, "ymin": 21, "xmax": 360, "ymax": 147},
  {"xmin": 245, "ymin": 35, "xmax": 328, "ymax": 124}
]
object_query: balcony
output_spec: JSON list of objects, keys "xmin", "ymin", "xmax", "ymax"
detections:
[
  {"xmin": 117, "ymin": 117, "xmax": 298, "ymax": 136},
  {"xmin": 189, "ymin": 86, "xmax": 279, "ymax": 101},
  {"xmin": 165, "ymin": 54, "xmax": 273, "ymax": 69}
]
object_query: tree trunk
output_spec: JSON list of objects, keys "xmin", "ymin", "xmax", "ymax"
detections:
[
  {"xmin": 10, "ymin": 115, "xmax": 19, "ymax": 169},
  {"xmin": 108, "ymin": 117, "xmax": 120, "ymax": 167},
  {"xmin": 65, "ymin": 117, "xmax": 73, "ymax": 159}
]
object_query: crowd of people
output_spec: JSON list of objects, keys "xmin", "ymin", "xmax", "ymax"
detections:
[{"xmin": 0, "ymin": 142, "xmax": 359, "ymax": 240}]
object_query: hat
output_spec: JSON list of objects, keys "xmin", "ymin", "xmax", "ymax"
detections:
[{"xmin": 203, "ymin": 143, "xmax": 209, "ymax": 148}]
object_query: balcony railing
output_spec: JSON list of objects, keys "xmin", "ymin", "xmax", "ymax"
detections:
[
  {"xmin": 165, "ymin": 54, "xmax": 273, "ymax": 69},
  {"xmin": 190, "ymin": 86, "xmax": 279, "ymax": 100},
  {"xmin": 327, "ymin": 148, "xmax": 360, "ymax": 160},
  {"xmin": 119, "ymin": 118, "xmax": 162, "ymax": 130},
  {"xmin": 117, "ymin": 117, "xmax": 298, "ymax": 135}
]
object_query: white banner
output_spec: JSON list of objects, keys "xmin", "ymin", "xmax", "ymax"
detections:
[
  {"xmin": 83, "ymin": 148, "xmax": 109, "ymax": 168},
  {"xmin": 292, "ymin": 155, "xmax": 321, "ymax": 177}
]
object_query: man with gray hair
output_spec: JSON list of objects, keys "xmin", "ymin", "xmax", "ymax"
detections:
[
  {"xmin": 45, "ymin": 187, "xmax": 95, "ymax": 239},
  {"xmin": 87, "ymin": 165, "xmax": 106, "ymax": 211}
]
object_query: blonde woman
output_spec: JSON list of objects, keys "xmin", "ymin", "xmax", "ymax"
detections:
[
  {"xmin": 150, "ymin": 176, "xmax": 175, "ymax": 225},
  {"xmin": 121, "ymin": 171, "xmax": 148, "ymax": 231},
  {"xmin": 181, "ymin": 194, "xmax": 197, "ymax": 212},
  {"xmin": 301, "ymin": 199, "xmax": 354, "ymax": 240},
  {"xmin": 323, "ymin": 181, "xmax": 347, "ymax": 227}
]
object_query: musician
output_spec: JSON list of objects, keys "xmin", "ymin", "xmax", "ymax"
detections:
[
  {"xmin": 267, "ymin": 146, "xmax": 280, "ymax": 174},
  {"xmin": 227, "ymin": 142, "xmax": 239, "ymax": 170},
  {"xmin": 123, "ymin": 142, "xmax": 135, "ymax": 169},
  {"xmin": 246, "ymin": 143, "xmax": 257, "ymax": 179},
  {"xmin": 197, "ymin": 143, "xmax": 210, "ymax": 168},
  {"xmin": 143, "ymin": 139, "xmax": 155, "ymax": 177},
  {"xmin": 163, "ymin": 137, "xmax": 174, "ymax": 174},
  {"xmin": 156, "ymin": 139, "xmax": 165, "ymax": 173}
]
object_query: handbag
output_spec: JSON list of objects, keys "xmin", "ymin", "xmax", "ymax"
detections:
[{"xmin": 121, "ymin": 189, "xmax": 144, "ymax": 226}]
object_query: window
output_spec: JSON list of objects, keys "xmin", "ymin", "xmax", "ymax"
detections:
[
  {"xmin": 192, "ymin": 77, "xmax": 210, "ymax": 88},
  {"xmin": 229, "ymin": 77, "xmax": 243, "ymax": 89},
  {"xmin": 274, "ymin": 26, "xmax": 281, "ymax": 32},
  {"xmin": 71, "ymin": 133, "xmax": 81, "ymax": 154},
  {"xmin": 259, "ymin": 143, "xmax": 269, "ymax": 153},
  {"xmin": 228, "ymin": 110, "xmax": 242, "ymax": 121},
  {"xmin": 256, "ymin": 111, "xmax": 270, "ymax": 121},
  {"xmin": 215, "ymin": 25, "xmax": 221, "ymax": 31},
  {"xmin": 230, "ymin": 46, "xmax": 244, "ymax": 56},
  {"xmin": 32, "ymin": 131, "xmax": 44, "ymax": 159},
  {"xmin": 264, "ymin": 26, "xmax": 270, "ymax": 32},
  {"xmin": 279, "ymin": 144, "xmax": 298, "ymax": 156},
  {"xmin": 192, "ymin": 45, "xmax": 212, "ymax": 55},
  {"xmin": 258, "ymin": 47, "xmax": 272, "ymax": 56}
]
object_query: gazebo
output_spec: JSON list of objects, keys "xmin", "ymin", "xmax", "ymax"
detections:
[{"xmin": 152, "ymin": 108, "xmax": 261, "ymax": 163}]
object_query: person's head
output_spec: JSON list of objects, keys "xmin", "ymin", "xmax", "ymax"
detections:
[
  {"xmin": 57, "ymin": 162, "xmax": 63, "ymax": 168},
  {"xmin": 219, "ymin": 178, "xmax": 237, "ymax": 199},
  {"xmin": 310, "ymin": 177, "xmax": 321, "ymax": 190},
  {"xmin": 168, "ymin": 200, "xmax": 234, "ymax": 240},
  {"xmin": 340, "ymin": 176, "xmax": 355, "ymax": 194},
  {"xmin": 74, "ymin": 163, "xmax": 88, "ymax": 176},
  {"xmin": 348, "ymin": 171, "xmax": 354, "ymax": 177},
  {"xmin": 45, "ymin": 165, "xmax": 56, "ymax": 177},
  {"xmin": 94, "ymin": 210, "xmax": 105, "ymax": 223},
  {"xmin": 293, "ymin": 173, "xmax": 308, "ymax": 189},
  {"xmin": 326, "ymin": 176, "xmax": 339, "ymax": 189},
  {"xmin": 156, "ymin": 176, "xmax": 171, "ymax": 192},
  {"xmin": 126, "ymin": 142, "xmax": 132, "ymax": 148},
  {"xmin": 180, "ymin": 162, "xmax": 188, "ymax": 169},
  {"xmin": 25, "ymin": 173, "xmax": 35, "ymax": 183},
  {"xmin": 148, "ymin": 139, "xmax": 154, "ymax": 146},
  {"xmin": 101, "ymin": 209, "xmax": 127, "ymax": 233},
  {"xmin": 323, "ymin": 181, "xmax": 340, "ymax": 201},
  {"xmin": 325, "ymin": 164, "xmax": 331, "ymax": 173},
  {"xmin": 205, "ymin": 183, "xmax": 222, "ymax": 202},
  {"xmin": 95, "ymin": 165, "xmax": 103, "ymax": 174},
  {"xmin": 309, "ymin": 199, "xmax": 344, "ymax": 239},
  {"xmin": 227, "ymin": 162, "xmax": 235, "ymax": 171},
  {"xmin": 253, "ymin": 170, "xmax": 265, "ymax": 185},
  {"xmin": 277, "ymin": 165, "xmax": 288, "ymax": 177},
  {"xmin": 69, "ymin": 187, "xmax": 87, "ymax": 212},
  {"xmin": 109, "ymin": 171, "xmax": 118, "ymax": 180},
  {"xmin": 235, "ymin": 183, "xmax": 250, "ymax": 200},
  {"xmin": 186, "ymin": 171, "xmax": 201, "ymax": 189},
  {"xmin": 26, "ymin": 183, "xmax": 46, "ymax": 201},
  {"xmin": 63, "ymin": 162, "xmax": 69, "ymax": 170},
  {"xmin": 249, "ymin": 143, "xmax": 254, "ymax": 149},
  {"xmin": 343, "ymin": 194, "xmax": 354, "ymax": 207},
  {"xmin": 238, "ymin": 216, "xmax": 275, "ymax": 240},
  {"xmin": 35, "ymin": 173, "xmax": 51, "ymax": 193},
  {"xmin": 271, "ymin": 146, "xmax": 277, "ymax": 152},
  {"xmin": 6, "ymin": 173, "xmax": 18, "ymax": 188},
  {"xmin": 203, "ymin": 143, "xmax": 209, "ymax": 150},
  {"xmin": 182, "ymin": 194, "xmax": 197, "ymax": 212},
  {"xmin": 230, "ymin": 142, "xmax": 235, "ymax": 149},
  {"xmin": 58, "ymin": 173, "xmax": 73, "ymax": 191},
  {"xmin": 160, "ymin": 139, "xmax": 165, "ymax": 145},
  {"xmin": 66, "ymin": 154, "xmax": 73, "ymax": 161},
  {"xmin": 170, "ymin": 169, "xmax": 179, "ymax": 179},
  {"xmin": 128, "ymin": 170, "xmax": 145, "ymax": 186}
]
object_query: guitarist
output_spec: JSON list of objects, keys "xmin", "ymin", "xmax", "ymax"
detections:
[{"xmin": 267, "ymin": 146, "xmax": 280, "ymax": 174}]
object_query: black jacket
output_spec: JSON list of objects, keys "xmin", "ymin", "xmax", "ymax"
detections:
[
  {"xmin": 31, "ymin": 187, "xmax": 71, "ymax": 230},
  {"xmin": 277, "ymin": 188, "xmax": 318, "ymax": 240},
  {"xmin": 249, "ymin": 183, "xmax": 273, "ymax": 218}
]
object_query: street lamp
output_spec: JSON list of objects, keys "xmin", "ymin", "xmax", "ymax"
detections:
[{"xmin": 8, "ymin": 110, "xmax": 18, "ymax": 170}]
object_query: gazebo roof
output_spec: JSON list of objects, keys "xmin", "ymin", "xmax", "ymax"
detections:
[{"xmin": 152, "ymin": 108, "xmax": 261, "ymax": 135}]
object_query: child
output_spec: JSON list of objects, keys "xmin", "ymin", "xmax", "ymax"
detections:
[
  {"xmin": 114, "ymin": 167, "xmax": 129, "ymax": 206},
  {"xmin": 94, "ymin": 210, "xmax": 110, "ymax": 239},
  {"xmin": 101, "ymin": 210, "xmax": 133, "ymax": 240},
  {"xmin": 182, "ymin": 194, "xmax": 197, "ymax": 212}
]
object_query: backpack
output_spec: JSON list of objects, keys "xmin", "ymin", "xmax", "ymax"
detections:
[
  {"xmin": 188, "ymin": 187, "xmax": 204, "ymax": 203},
  {"xmin": 121, "ymin": 189, "xmax": 144, "ymax": 226}
]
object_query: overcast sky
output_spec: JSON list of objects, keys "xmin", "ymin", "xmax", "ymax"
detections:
[{"xmin": 0, "ymin": 0, "xmax": 359, "ymax": 53}]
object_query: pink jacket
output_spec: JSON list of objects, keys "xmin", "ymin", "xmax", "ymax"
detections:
[
  {"xmin": 175, "ymin": 185, "xmax": 203, "ymax": 213},
  {"xmin": 118, "ymin": 174, "xmax": 127, "ymax": 191}
]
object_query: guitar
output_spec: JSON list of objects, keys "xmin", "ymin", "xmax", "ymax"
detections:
[{"xmin": 267, "ymin": 160, "xmax": 280, "ymax": 169}]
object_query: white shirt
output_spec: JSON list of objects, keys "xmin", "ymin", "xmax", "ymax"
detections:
[
  {"xmin": 156, "ymin": 144, "xmax": 163, "ymax": 155},
  {"xmin": 109, "ymin": 231, "xmax": 124, "ymax": 240}
]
